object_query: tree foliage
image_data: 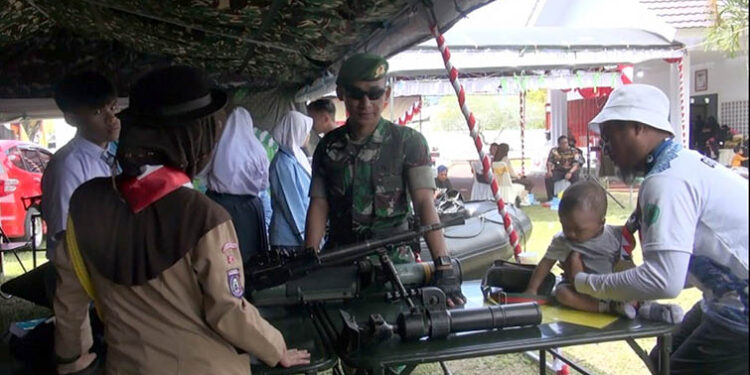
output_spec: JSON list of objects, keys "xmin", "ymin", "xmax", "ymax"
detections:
[
  {"xmin": 706, "ymin": 0, "xmax": 749, "ymax": 57},
  {"xmin": 433, "ymin": 90, "xmax": 546, "ymax": 131}
]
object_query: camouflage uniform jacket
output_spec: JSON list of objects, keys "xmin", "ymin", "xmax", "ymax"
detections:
[
  {"xmin": 311, "ymin": 118, "xmax": 434, "ymax": 253},
  {"xmin": 547, "ymin": 147, "xmax": 585, "ymax": 172}
]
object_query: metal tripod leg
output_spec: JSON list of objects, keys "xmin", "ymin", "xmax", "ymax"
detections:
[{"xmin": 585, "ymin": 175, "xmax": 626, "ymax": 209}]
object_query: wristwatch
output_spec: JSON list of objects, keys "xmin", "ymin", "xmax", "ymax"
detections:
[{"xmin": 434, "ymin": 255, "xmax": 452, "ymax": 268}]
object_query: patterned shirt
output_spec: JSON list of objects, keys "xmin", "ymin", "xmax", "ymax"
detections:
[
  {"xmin": 547, "ymin": 146, "xmax": 585, "ymax": 172},
  {"xmin": 310, "ymin": 118, "xmax": 434, "ymax": 249},
  {"xmin": 576, "ymin": 139, "xmax": 748, "ymax": 331},
  {"xmin": 643, "ymin": 140, "xmax": 748, "ymax": 329}
]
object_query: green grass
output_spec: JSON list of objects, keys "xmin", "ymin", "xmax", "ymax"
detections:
[
  {"xmin": 522, "ymin": 191, "xmax": 635, "ymax": 257},
  {"xmin": 1, "ymin": 251, "xmax": 51, "ymax": 372},
  {"xmin": 0, "ymin": 252, "xmax": 52, "ymax": 326},
  {"xmin": 0, "ymin": 198, "xmax": 702, "ymax": 374}
]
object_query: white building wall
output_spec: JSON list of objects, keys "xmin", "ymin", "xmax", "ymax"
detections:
[
  {"xmin": 549, "ymin": 89, "xmax": 568, "ymax": 144},
  {"xmin": 634, "ymin": 58, "xmax": 689, "ymax": 145},
  {"xmin": 691, "ymin": 54, "xmax": 749, "ymax": 103},
  {"xmin": 635, "ymin": 60, "xmax": 672, "ymax": 92},
  {"xmin": 677, "ymin": 28, "xmax": 749, "ymax": 129}
]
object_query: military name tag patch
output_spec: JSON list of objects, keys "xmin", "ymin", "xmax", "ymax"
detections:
[
  {"xmin": 222, "ymin": 242, "xmax": 238, "ymax": 265},
  {"xmin": 227, "ymin": 268, "xmax": 243, "ymax": 298}
]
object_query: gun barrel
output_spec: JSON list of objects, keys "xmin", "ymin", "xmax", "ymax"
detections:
[
  {"xmin": 247, "ymin": 218, "xmax": 463, "ymax": 292},
  {"xmin": 396, "ymin": 302, "xmax": 542, "ymax": 341},
  {"xmin": 318, "ymin": 221, "xmax": 448, "ymax": 265}
]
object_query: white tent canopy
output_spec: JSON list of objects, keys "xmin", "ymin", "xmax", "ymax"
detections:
[
  {"xmin": 389, "ymin": 45, "xmax": 682, "ymax": 80},
  {"xmin": 386, "ymin": 0, "xmax": 689, "ymax": 145},
  {"xmin": 390, "ymin": 0, "xmax": 682, "ymax": 80}
]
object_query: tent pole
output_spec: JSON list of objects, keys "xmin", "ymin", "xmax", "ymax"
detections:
[
  {"xmin": 419, "ymin": 96, "xmax": 423, "ymax": 133},
  {"xmin": 520, "ymin": 91, "xmax": 526, "ymax": 176},
  {"xmin": 427, "ymin": 21, "xmax": 523, "ymax": 261},
  {"xmin": 585, "ymin": 94, "xmax": 625, "ymax": 209}
]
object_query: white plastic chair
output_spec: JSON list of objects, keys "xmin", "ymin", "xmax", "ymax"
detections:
[{"xmin": 554, "ymin": 179, "xmax": 571, "ymax": 197}]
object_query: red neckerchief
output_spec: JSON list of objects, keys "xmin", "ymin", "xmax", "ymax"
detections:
[{"xmin": 119, "ymin": 166, "xmax": 190, "ymax": 213}]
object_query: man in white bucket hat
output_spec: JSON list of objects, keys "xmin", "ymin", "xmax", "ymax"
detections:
[{"xmin": 564, "ymin": 84, "xmax": 748, "ymax": 374}]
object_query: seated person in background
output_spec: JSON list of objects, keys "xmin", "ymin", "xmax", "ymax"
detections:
[
  {"xmin": 470, "ymin": 143, "xmax": 498, "ymax": 200},
  {"xmin": 434, "ymin": 165, "xmax": 453, "ymax": 199},
  {"xmin": 544, "ymin": 135, "xmax": 583, "ymax": 201},
  {"xmin": 493, "ymin": 143, "xmax": 534, "ymax": 193},
  {"xmin": 269, "ymin": 111, "xmax": 313, "ymax": 251},
  {"xmin": 698, "ymin": 116, "xmax": 721, "ymax": 157},
  {"xmin": 718, "ymin": 125, "xmax": 733, "ymax": 146},
  {"xmin": 203, "ymin": 107, "xmax": 271, "ymax": 260},
  {"xmin": 731, "ymin": 145, "xmax": 748, "ymax": 168},
  {"xmin": 569, "ymin": 137, "xmax": 586, "ymax": 164},
  {"xmin": 524, "ymin": 181, "xmax": 683, "ymax": 323}
]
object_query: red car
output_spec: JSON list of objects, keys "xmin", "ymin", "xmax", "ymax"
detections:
[{"xmin": 0, "ymin": 140, "xmax": 50, "ymax": 247}]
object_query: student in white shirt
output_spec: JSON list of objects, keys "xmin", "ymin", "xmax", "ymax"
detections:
[
  {"xmin": 41, "ymin": 71, "xmax": 120, "ymax": 301},
  {"xmin": 565, "ymin": 84, "xmax": 748, "ymax": 374}
]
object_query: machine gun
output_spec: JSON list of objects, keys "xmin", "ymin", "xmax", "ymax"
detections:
[
  {"xmin": 246, "ymin": 217, "xmax": 542, "ymax": 348},
  {"xmin": 246, "ymin": 219, "xmax": 462, "ymax": 293},
  {"xmin": 339, "ymin": 287, "xmax": 541, "ymax": 350}
]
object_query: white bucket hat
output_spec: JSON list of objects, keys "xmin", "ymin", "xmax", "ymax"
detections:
[{"xmin": 588, "ymin": 84, "xmax": 674, "ymax": 135}]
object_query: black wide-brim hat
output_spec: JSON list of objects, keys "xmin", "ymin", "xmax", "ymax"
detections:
[{"xmin": 118, "ymin": 65, "xmax": 227, "ymax": 126}]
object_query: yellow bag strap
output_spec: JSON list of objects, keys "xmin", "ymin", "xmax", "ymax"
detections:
[{"xmin": 65, "ymin": 217, "xmax": 103, "ymax": 319}]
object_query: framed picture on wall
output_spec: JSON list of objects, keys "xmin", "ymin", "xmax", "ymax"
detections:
[{"xmin": 695, "ymin": 69, "xmax": 708, "ymax": 92}]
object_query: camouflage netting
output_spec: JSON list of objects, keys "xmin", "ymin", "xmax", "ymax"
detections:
[{"xmin": 0, "ymin": 0, "xmax": 491, "ymax": 99}]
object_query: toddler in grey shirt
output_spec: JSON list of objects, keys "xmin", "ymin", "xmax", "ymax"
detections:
[{"xmin": 525, "ymin": 181, "xmax": 683, "ymax": 323}]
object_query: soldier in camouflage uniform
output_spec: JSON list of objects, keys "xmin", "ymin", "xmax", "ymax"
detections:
[{"xmin": 304, "ymin": 53, "xmax": 464, "ymax": 306}]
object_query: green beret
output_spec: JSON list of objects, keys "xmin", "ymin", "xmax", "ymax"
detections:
[{"xmin": 336, "ymin": 53, "xmax": 389, "ymax": 86}]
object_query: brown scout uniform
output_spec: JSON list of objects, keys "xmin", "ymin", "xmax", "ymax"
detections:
[{"xmin": 54, "ymin": 177, "xmax": 285, "ymax": 374}]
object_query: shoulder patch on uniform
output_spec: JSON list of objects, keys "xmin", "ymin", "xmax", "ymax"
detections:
[
  {"xmin": 222, "ymin": 242, "xmax": 238, "ymax": 265},
  {"xmin": 227, "ymin": 268, "xmax": 243, "ymax": 298},
  {"xmin": 644, "ymin": 204, "xmax": 660, "ymax": 226}
]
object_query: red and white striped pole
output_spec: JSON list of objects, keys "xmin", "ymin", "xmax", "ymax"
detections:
[
  {"xmin": 618, "ymin": 64, "xmax": 634, "ymax": 85},
  {"xmin": 520, "ymin": 91, "xmax": 527, "ymax": 176},
  {"xmin": 664, "ymin": 57, "xmax": 688, "ymax": 147},
  {"xmin": 678, "ymin": 58, "xmax": 688, "ymax": 147},
  {"xmin": 397, "ymin": 97, "xmax": 423, "ymax": 126},
  {"xmin": 429, "ymin": 24, "xmax": 523, "ymax": 259}
]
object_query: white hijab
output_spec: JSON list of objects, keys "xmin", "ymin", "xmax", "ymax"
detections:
[
  {"xmin": 272, "ymin": 111, "xmax": 313, "ymax": 175},
  {"xmin": 205, "ymin": 107, "xmax": 270, "ymax": 195}
]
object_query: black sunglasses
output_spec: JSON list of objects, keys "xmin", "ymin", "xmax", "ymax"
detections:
[{"xmin": 345, "ymin": 85, "xmax": 386, "ymax": 100}]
